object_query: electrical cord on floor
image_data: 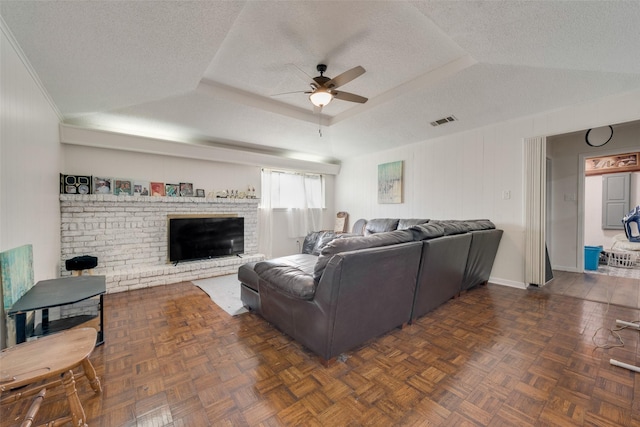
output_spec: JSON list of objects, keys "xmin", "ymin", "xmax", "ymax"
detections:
[{"xmin": 592, "ymin": 319, "xmax": 640, "ymax": 350}]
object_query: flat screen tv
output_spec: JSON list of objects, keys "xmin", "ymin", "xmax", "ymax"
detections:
[{"xmin": 168, "ymin": 216, "xmax": 244, "ymax": 264}]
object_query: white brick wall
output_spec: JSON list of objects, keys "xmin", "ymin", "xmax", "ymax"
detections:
[{"xmin": 59, "ymin": 194, "xmax": 263, "ymax": 293}]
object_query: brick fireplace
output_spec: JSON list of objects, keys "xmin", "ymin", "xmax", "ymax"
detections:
[{"xmin": 60, "ymin": 195, "xmax": 264, "ymax": 293}]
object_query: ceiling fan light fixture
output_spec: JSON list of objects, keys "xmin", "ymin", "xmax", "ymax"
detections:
[{"xmin": 309, "ymin": 89, "xmax": 333, "ymax": 107}]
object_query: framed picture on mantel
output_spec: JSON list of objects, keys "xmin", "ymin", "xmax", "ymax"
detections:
[
  {"xmin": 179, "ymin": 182, "xmax": 194, "ymax": 197},
  {"xmin": 165, "ymin": 183, "xmax": 179, "ymax": 197},
  {"xmin": 150, "ymin": 182, "xmax": 165, "ymax": 196}
]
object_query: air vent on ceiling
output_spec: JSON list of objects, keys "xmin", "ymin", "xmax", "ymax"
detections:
[{"xmin": 430, "ymin": 115, "xmax": 457, "ymax": 127}]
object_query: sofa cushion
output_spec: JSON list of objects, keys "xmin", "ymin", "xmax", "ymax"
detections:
[
  {"xmin": 397, "ymin": 218, "xmax": 429, "ymax": 230},
  {"xmin": 255, "ymin": 261, "xmax": 316, "ymax": 300},
  {"xmin": 313, "ymin": 229, "xmax": 414, "ymax": 281},
  {"xmin": 409, "ymin": 223, "xmax": 445, "ymax": 241},
  {"xmin": 364, "ymin": 218, "xmax": 400, "ymax": 236},
  {"xmin": 430, "ymin": 220, "xmax": 470, "ymax": 235},
  {"xmin": 301, "ymin": 230, "xmax": 338, "ymax": 255},
  {"xmin": 238, "ymin": 261, "xmax": 260, "ymax": 291},
  {"xmin": 463, "ymin": 219, "xmax": 496, "ymax": 231}
]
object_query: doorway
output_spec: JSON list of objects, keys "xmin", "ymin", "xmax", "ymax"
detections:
[{"xmin": 546, "ymin": 120, "xmax": 640, "ymax": 275}]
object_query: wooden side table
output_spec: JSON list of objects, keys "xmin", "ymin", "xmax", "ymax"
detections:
[{"xmin": 0, "ymin": 328, "xmax": 101, "ymax": 427}]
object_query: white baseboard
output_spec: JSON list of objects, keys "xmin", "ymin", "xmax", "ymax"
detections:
[{"xmin": 488, "ymin": 277, "xmax": 527, "ymax": 290}]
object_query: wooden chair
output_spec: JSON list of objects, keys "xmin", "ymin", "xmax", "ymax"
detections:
[{"xmin": 0, "ymin": 328, "xmax": 101, "ymax": 427}]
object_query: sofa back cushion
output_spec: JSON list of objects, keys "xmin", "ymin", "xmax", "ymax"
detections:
[
  {"xmin": 364, "ymin": 218, "xmax": 399, "ymax": 236},
  {"xmin": 408, "ymin": 223, "xmax": 445, "ymax": 241},
  {"xmin": 301, "ymin": 230, "xmax": 338, "ymax": 255},
  {"xmin": 429, "ymin": 220, "xmax": 470, "ymax": 235},
  {"xmin": 462, "ymin": 219, "xmax": 496, "ymax": 231},
  {"xmin": 313, "ymin": 229, "xmax": 414, "ymax": 281},
  {"xmin": 351, "ymin": 218, "xmax": 367, "ymax": 235},
  {"xmin": 397, "ymin": 218, "xmax": 429, "ymax": 230}
]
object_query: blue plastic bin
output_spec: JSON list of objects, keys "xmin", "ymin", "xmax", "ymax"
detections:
[{"xmin": 584, "ymin": 246, "xmax": 602, "ymax": 271}]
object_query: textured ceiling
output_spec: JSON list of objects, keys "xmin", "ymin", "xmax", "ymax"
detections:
[{"xmin": 2, "ymin": 1, "xmax": 640, "ymax": 163}]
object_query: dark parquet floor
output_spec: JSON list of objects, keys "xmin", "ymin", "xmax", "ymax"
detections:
[{"xmin": 2, "ymin": 277, "xmax": 639, "ymax": 426}]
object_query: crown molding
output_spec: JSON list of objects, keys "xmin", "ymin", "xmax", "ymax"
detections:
[{"xmin": 1, "ymin": 15, "xmax": 63, "ymax": 121}]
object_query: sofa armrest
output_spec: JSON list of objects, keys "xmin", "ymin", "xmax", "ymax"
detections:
[{"xmin": 255, "ymin": 261, "xmax": 317, "ymax": 300}]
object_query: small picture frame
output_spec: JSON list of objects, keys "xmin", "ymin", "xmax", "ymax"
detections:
[
  {"xmin": 113, "ymin": 179, "xmax": 133, "ymax": 196},
  {"xmin": 165, "ymin": 183, "xmax": 179, "ymax": 197},
  {"xmin": 179, "ymin": 182, "xmax": 194, "ymax": 197},
  {"xmin": 60, "ymin": 174, "xmax": 92, "ymax": 194},
  {"xmin": 133, "ymin": 180, "xmax": 150, "ymax": 196},
  {"xmin": 195, "ymin": 189, "xmax": 205, "ymax": 197},
  {"xmin": 150, "ymin": 182, "xmax": 165, "ymax": 196},
  {"xmin": 93, "ymin": 177, "xmax": 112, "ymax": 194}
]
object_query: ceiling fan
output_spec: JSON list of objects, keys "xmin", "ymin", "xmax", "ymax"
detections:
[{"xmin": 292, "ymin": 64, "xmax": 368, "ymax": 108}]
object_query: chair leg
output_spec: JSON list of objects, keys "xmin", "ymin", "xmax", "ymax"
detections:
[
  {"xmin": 61, "ymin": 370, "xmax": 87, "ymax": 427},
  {"xmin": 81, "ymin": 357, "xmax": 102, "ymax": 394},
  {"xmin": 20, "ymin": 389, "xmax": 46, "ymax": 427}
]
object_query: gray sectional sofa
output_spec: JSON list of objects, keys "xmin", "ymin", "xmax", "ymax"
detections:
[{"xmin": 238, "ymin": 218, "xmax": 502, "ymax": 365}]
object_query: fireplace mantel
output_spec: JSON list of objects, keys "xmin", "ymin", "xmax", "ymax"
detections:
[{"xmin": 59, "ymin": 194, "xmax": 263, "ymax": 293}]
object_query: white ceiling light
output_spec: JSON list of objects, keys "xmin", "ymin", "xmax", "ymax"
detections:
[{"xmin": 309, "ymin": 88, "xmax": 333, "ymax": 107}]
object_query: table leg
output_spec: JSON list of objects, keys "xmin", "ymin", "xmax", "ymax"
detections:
[
  {"xmin": 61, "ymin": 369, "xmax": 87, "ymax": 427},
  {"xmin": 42, "ymin": 308, "xmax": 49, "ymax": 335},
  {"xmin": 15, "ymin": 312, "xmax": 26, "ymax": 344},
  {"xmin": 97, "ymin": 294, "xmax": 104, "ymax": 345},
  {"xmin": 81, "ymin": 357, "xmax": 102, "ymax": 394}
]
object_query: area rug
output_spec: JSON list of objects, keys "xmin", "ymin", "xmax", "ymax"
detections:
[{"xmin": 192, "ymin": 274, "xmax": 247, "ymax": 316}]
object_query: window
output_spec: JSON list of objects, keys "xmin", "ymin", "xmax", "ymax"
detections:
[{"xmin": 262, "ymin": 169, "xmax": 325, "ymax": 209}]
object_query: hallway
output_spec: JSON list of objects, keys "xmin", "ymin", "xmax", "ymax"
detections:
[{"xmin": 541, "ymin": 268, "xmax": 640, "ymax": 310}]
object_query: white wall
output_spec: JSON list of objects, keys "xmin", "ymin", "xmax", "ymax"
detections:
[
  {"xmin": 62, "ymin": 144, "xmax": 262, "ymax": 197},
  {"xmin": 548, "ymin": 121, "xmax": 640, "ymax": 270},
  {"xmin": 336, "ymin": 89, "xmax": 640, "ymax": 288},
  {"xmin": 1, "ymin": 25, "xmax": 62, "ymax": 348}
]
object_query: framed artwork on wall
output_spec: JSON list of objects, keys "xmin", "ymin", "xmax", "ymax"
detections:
[
  {"xmin": 378, "ymin": 161, "xmax": 403, "ymax": 204},
  {"xmin": 585, "ymin": 152, "xmax": 639, "ymax": 176}
]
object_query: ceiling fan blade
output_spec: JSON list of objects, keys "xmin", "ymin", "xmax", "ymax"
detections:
[
  {"xmin": 288, "ymin": 63, "xmax": 314, "ymax": 83},
  {"xmin": 324, "ymin": 65, "xmax": 365, "ymax": 89},
  {"xmin": 333, "ymin": 90, "xmax": 368, "ymax": 104},
  {"xmin": 271, "ymin": 90, "xmax": 308, "ymax": 97}
]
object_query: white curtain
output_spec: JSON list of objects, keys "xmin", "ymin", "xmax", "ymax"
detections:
[
  {"xmin": 524, "ymin": 136, "xmax": 547, "ymax": 286},
  {"xmin": 258, "ymin": 169, "xmax": 274, "ymax": 258},
  {"xmin": 259, "ymin": 170, "xmax": 325, "ymax": 255},
  {"xmin": 286, "ymin": 173, "xmax": 323, "ymax": 238}
]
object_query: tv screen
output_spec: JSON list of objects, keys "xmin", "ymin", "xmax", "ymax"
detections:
[{"xmin": 168, "ymin": 216, "xmax": 244, "ymax": 263}]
